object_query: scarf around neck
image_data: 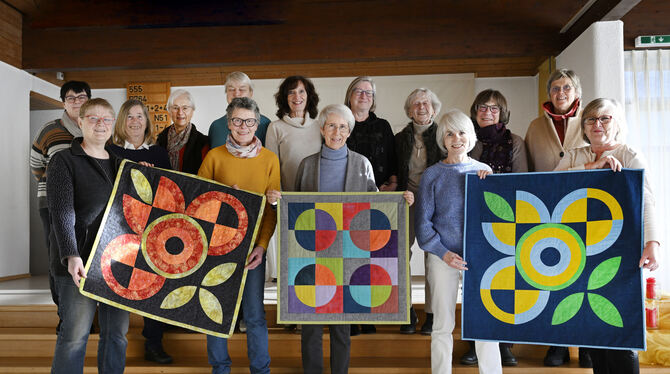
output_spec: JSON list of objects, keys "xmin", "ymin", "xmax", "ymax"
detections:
[
  {"xmin": 226, "ymin": 134, "xmax": 262, "ymax": 158},
  {"xmin": 543, "ymin": 99, "xmax": 580, "ymax": 145},
  {"xmin": 476, "ymin": 122, "xmax": 514, "ymax": 173},
  {"xmin": 167, "ymin": 123, "xmax": 192, "ymax": 170}
]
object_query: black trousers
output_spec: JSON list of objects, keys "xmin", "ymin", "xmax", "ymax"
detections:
[
  {"xmin": 142, "ymin": 317, "xmax": 170, "ymax": 348},
  {"xmin": 40, "ymin": 207, "xmax": 59, "ymax": 307},
  {"xmin": 301, "ymin": 324, "xmax": 350, "ymax": 374},
  {"xmin": 585, "ymin": 348, "xmax": 639, "ymax": 374}
]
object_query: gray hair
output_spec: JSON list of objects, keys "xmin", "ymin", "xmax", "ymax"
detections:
[
  {"xmin": 404, "ymin": 88, "xmax": 442, "ymax": 120},
  {"xmin": 225, "ymin": 71, "xmax": 254, "ymax": 93},
  {"xmin": 166, "ymin": 89, "xmax": 196, "ymax": 111},
  {"xmin": 580, "ymin": 98, "xmax": 627, "ymax": 144},
  {"xmin": 436, "ymin": 109, "xmax": 478, "ymax": 154},
  {"xmin": 317, "ymin": 104, "xmax": 356, "ymax": 132},
  {"xmin": 547, "ymin": 68, "xmax": 582, "ymax": 99},
  {"xmin": 344, "ymin": 76, "xmax": 377, "ymax": 112},
  {"xmin": 226, "ymin": 97, "xmax": 261, "ymax": 122}
]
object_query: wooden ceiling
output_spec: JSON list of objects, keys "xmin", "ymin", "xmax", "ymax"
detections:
[{"xmin": 3, "ymin": 0, "xmax": 666, "ymax": 88}]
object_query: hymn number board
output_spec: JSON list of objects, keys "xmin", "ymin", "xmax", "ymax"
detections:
[{"xmin": 126, "ymin": 82, "xmax": 172, "ymax": 134}]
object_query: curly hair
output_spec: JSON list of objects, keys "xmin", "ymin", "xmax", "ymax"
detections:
[{"xmin": 274, "ymin": 75, "xmax": 319, "ymax": 119}]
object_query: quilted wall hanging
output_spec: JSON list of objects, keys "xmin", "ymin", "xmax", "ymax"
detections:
[
  {"xmin": 80, "ymin": 160, "xmax": 265, "ymax": 338},
  {"xmin": 462, "ymin": 169, "xmax": 645, "ymax": 350},
  {"xmin": 277, "ymin": 192, "xmax": 410, "ymax": 324}
]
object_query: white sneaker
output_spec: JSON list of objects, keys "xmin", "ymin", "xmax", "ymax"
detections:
[{"xmin": 239, "ymin": 319, "xmax": 247, "ymax": 333}]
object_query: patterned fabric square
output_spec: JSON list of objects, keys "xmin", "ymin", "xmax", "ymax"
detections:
[
  {"xmin": 462, "ymin": 169, "xmax": 645, "ymax": 349},
  {"xmin": 278, "ymin": 192, "xmax": 409, "ymax": 324},
  {"xmin": 80, "ymin": 161, "xmax": 265, "ymax": 338}
]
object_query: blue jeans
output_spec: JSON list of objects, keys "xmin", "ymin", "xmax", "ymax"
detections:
[
  {"xmin": 51, "ymin": 275, "xmax": 129, "ymax": 374},
  {"xmin": 207, "ymin": 257, "xmax": 270, "ymax": 374}
]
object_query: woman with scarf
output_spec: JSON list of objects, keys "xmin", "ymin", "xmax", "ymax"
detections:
[
  {"xmin": 458, "ymin": 89, "xmax": 527, "ymax": 367},
  {"xmin": 157, "ymin": 89, "xmax": 209, "ymax": 174},
  {"xmin": 524, "ymin": 69, "xmax": 591, "ymax": 367},
  {"xmin": 198, "ymin": 97, "xmax": 280, "ymax": 374}
]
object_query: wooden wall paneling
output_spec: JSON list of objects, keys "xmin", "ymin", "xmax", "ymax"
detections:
[
  {"xmin": 34, "ymin": 56, "xmax": 548, "ymax": 89},
  {"xmin": 0, "ymin": 1, "xmax": 21, "ymax": 68},
  {"xmin": 622, "ymin": 0, "xmax": 670, "ymax": 49},
  {"xmin": 29, "ymin": 91, "xmax": 62, "ymax": 110}
]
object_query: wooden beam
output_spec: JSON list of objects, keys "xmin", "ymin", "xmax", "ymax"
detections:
[
  {"xmin": 0, "ymin": 1, "xmax": 21, "ymax": 68},
  {"xmin": 536, "ymin": 57, "xmax": 556, "ymax": 116},
  {"xmin": 30, "ymin": 91, "xmax": 62, "ymax": 110},
  {"xmin": 560, "ymin": 0, "xmax": 631, "ymax": 47},
  {"xmin": 34, "ymin": 56, "xmax": 547, "ymax": 89},
  {"xmin": 621, "ymin": 0, "xmax": 670, "ymax": 50}
]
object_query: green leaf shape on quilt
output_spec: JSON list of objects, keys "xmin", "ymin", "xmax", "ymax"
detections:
[
  {"xmin": 131, "ymin": 169, "xmax": 153, "ymax": 204},
  {"xmin": 551, "ymin": 292, "xmax": 584, "ymax": 325},
  {"xmin": 588, "ymin": 293, "xmax": 623, "ymax": 328},
  {"xmin": 483, "ymin": 191, "xmax": 514, "ymax": 222},
  {"xmin": 199, "ymin": 288, "xmax": 223, "ymax": 324},
  {"xmin": 160, "ymin": 286, "xmax": 197, "ymax": 309},
  {"xmin": 587, "ymin": 256, "xmax": 621, "ymax": 290},
  {"xmin": 201, "ymin": 263, "xmax": 237, "ymax": 287}
]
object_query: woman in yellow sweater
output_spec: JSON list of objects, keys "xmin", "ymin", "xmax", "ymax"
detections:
[{"xmin": 198, "ymin": 97, "xmax": 280, "ymax": 374}]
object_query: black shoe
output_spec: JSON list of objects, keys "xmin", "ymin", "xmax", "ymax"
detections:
[
  {"xmin": 400, "ymin": 306, "xmax": 417, "ymax": 334},
  {"xmin": 145, "ymin": 345, "xmax": 173, "ymax": 364},
  {"xmin": 350, "ymin": 324, "xmax": 361, "ymax": 336},
  {"xmin": 361, "ymin": 324, "xmax": 376, "ymax": 334},
  {"xmin": 500, "ymin": 345, "xmax": 517, "ymax": 366},
  {"xmin": 579, "ymin": 348, "xmax": 593, "ymax": 368},
  {"xmin": 544, "ymin": 346, "xmax": 569, "ymax": 366},
  {"xmin": 460, "ymin": 347, "xmax": 478, "ymax": 365},
  {"xmin": 420, "ymin": 313, "xmax": 433, "ymax": 335}
]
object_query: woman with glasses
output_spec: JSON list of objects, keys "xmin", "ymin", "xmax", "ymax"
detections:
[
  {"xmin": 394, "ymin": 88, "xmax": 444, "ymax": 335},
  {"xmin": 525, "ymin": 70, "xmax": 591, "ymax": 367},
  {"xmin": 265, "ymin": 75, "xmax": 322, "ymax": 192},
  {"xmin": 554, "ymin": 98, "xmax": 659, "ymax": 374},
  {"xmin": 157, "ymin": 89, "xmax": 209, "ymax": 174},
  {"xmin": 525, "ymin": 69, "xmax": 588, "ymax": 173},
  {"xmin": 343, "ymin": 76, "xmax": 397, "ymax": 335},
  {"xmin": 108, "ymin": 99, "xmax": 172, "ymax": 364},
  {"xmin": 266, "ymin": 104, "xmax": 413, "ymax": 374},
  {"xmin": 48, "ymin": 98, "xmax": 129, "ymax": 373},
  {"xmin": 198, "ymin": 97, "xmax": 280, "ymax": 374},
  {"xmin": 458, "ymin": 89, "xmax": 527, "ymax": 367}
]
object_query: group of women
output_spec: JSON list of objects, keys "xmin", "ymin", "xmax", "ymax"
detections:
[{"xmin": 47, "ymin": 70, "xmax": 659, "ymax": 374}]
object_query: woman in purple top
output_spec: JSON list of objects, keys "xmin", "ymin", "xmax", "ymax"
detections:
[{"xmin": 415, "ymin": 109, "xmax": 501, "ymax": 374}]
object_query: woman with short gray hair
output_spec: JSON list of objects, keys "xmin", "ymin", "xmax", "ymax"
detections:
[
  {"xmin": 394, "ymin": 88, "xmax": 443, "ymax": 334},
  {"xmin": 267, "ymin": 104, "xmax": 413, "ymax": 374},
  {"xmin": 157, "ymin": 89, "xmax": 209, "ymax": 174}
]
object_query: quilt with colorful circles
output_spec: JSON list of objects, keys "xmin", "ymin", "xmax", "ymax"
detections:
[
  {"xmin": 80, "ymin": 160, "xmax": 264, "ymax": 338},
  {"xmin": 278, "ymin": 192, "xmax": 410, "ymax": 324},
  {"xmin": 462, "ymin": 169, "xmax": 645, "ymax": 350}
]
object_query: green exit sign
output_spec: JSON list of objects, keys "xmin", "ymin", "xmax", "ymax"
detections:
[{"xmin": 635, "ymin": 35, "xmax": 670, "ymax": 48}]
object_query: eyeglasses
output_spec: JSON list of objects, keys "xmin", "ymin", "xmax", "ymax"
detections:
[
  {"xmin": 353, "ymin": 88, "xmax": 374, "ymax": 98},
  {"xmin": 324, "ymin": 123, "xmax": 350, "ymax": 133},
  {"xmin": 550, "ymin": 84, "xmax": 573, "ymax": 94},
  {"xmin": 64, "ymin": 94, "xmax": 89, "ymax": 103},
  {"xmin": 85, "ymin": 115, "xmax": 114, "ymax": 125},
  {"xmin": 476, "ymin": 104, "xmax": 501, "ymax": 114},
  {"xmin": 230, "ymin": 117, "xmax": 258, "ymax": 128},
  {"xmin": 169, "ymin": 105, "xmax": 192, "ymax": 113},
  {"xmin": 584, "ymin": 115, "xmax": 613, "ymax": 125}
]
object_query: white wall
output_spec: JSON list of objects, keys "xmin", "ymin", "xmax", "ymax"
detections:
[
  {"xmin": 0, "ymin": 60, "xmax": 61, "ymax": 277},
  {"xmin": 556, "ymin": 21, "xmax": 625, "ymax": 105}
]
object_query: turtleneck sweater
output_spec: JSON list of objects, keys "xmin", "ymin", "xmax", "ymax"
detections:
[{"xmin": 318, "ymin": 144, "xmax": 348, "ymax": 192}]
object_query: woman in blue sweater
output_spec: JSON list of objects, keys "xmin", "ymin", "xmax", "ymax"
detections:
[{"xmin": 415, "ymin": 109, "xmax": 501, "ymax": 374}]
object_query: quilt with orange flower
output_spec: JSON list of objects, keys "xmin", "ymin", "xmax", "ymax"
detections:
[
  {"xmin": 80, "ymin": 160, "xmax": 265, "ymax": 338},
  {"xmin": 462, "ymin": 169, "xmax": 645, "ymax": 350}
]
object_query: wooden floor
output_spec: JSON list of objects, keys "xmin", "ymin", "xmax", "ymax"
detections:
[{"xmin": 1, "ymin": 304, "xmax": 668, "ymax": 373}]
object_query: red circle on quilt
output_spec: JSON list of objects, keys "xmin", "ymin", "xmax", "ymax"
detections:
[
  {"xmin": 185, "ymin": 191, "xmax": 249, "ymax": 256},
  {"xmin": 142, "ymin": 214, "xmax": 208, "ymax": 278},
  {"xmin": 101, "ymin": 233, "xmax": 165, "ymax": 300}
]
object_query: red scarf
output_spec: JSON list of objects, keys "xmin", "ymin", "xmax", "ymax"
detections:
[{"xmin": 542, "ymin": 99, "xmax": 580, "ymax": 145}]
